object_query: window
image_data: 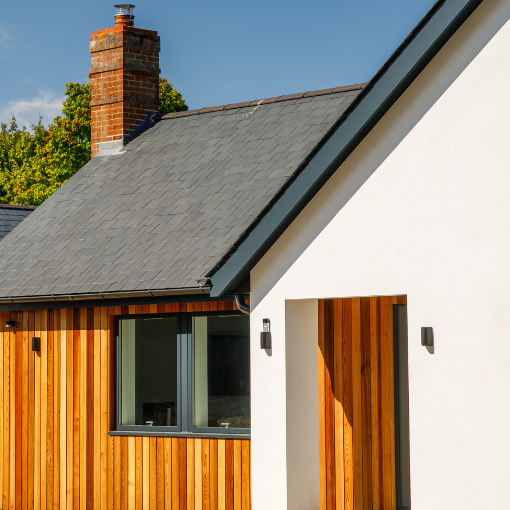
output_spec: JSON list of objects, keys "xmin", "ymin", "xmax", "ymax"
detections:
[{"xmin": 116, "ymin": 311, "xmax": 250, "ymax": 434}]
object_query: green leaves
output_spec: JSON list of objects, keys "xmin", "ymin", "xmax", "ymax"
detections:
[
  {"xmin": 0, "ymin": 82, "xmax": 92, "ymax": 206},
  {"xmin": 0, "ymin": 78, "xmax": 187, "ymax": 206},
  {"xmin": 159, "ymin": 78, "xmax": 188, "ymax": 115}
]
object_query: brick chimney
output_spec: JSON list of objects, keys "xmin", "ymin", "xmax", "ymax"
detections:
[{"xmin": 89, "ymin": 5, "xmax": 160, "ymax": 157}]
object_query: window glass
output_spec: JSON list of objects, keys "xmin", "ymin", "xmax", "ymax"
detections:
[
  {"xmin": 120, "ymin": 317, "xmax": 178, "ymax": 427},
  {"xmin": 192, "ymin": 314, "xmax": 250, "ymax": 429}
]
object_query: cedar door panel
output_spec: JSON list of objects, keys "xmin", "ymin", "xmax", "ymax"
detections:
[{"xmin": 318, "ymin": 296, "xmax": 407, "ymax": 510}]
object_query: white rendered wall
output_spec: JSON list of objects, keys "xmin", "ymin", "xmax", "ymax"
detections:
[
  {"xmin": 250, "ymin": 0, "xmax": 510, "ymax": 508},
  {"xmin": 285, "ymin": 300, "xmax": 319, "ymax": 510}
]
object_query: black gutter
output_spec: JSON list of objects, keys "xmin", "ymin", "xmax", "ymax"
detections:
[{"xmin": 209, "ymin": 0, "xmax": 483, "ymax": 297}]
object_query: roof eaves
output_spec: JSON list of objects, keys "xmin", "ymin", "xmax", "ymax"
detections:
[{"xmin": 209, "ymin": 0, "xmax": 484, "ymax": 297}]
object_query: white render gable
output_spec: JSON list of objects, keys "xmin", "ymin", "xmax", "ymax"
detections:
[{"xmin": 249, "ymin": 0, "xmax": 510, "ymax": 508}]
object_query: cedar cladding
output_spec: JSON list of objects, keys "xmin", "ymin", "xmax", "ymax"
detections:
[
  {"xmin": 0, "ymin": 301, "xmax": 251, "ymax": 509},
  {"xmin": 318, "ymin": 296, "xmax": 407, "ymax": 510}
]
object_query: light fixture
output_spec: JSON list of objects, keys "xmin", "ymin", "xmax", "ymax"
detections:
[
  {"xmin": 421, "ymin": 327, "xmax": 434, "ymax": 354},
  {"xmin": 5, "ymin": 321, "xmax": 15, "ymax": 328},
  {"xmin": 32, "ymin": 337, "xmax": 40, "ymax": 353},
  {"xmin": 260, "ymin": 319, "xmax": 271, "ymax": 350},
  {"xmin": 196, "ymin": 278, "xmax": 210, "ymax": 288}
]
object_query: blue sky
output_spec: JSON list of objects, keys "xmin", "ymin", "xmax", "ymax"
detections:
[{"xmin": 0, "ymin": 0, "xmax": 437, "ymax": 128}]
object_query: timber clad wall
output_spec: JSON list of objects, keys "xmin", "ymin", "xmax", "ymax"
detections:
[
  {"xmin": 318, "ymin": 296, "xmax": 406, "ymax": 510},
  {"xmin": 0, "ymin": 301, "xmax": 251, "ymax": 510}
]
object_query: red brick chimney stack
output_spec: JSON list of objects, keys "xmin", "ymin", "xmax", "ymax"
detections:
[{"xmin": 89, "ymin": 4, "xmax": 160, "ymax": 157}]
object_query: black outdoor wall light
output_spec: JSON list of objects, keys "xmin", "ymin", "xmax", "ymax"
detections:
[
  {"xmin": 260, "ymin": 318, "xmax": 271, "ymax": 350},
  {"xmin": 5, "ymin": 321, "xmax": 15, "ymax": 328},
  {"xmin": 32, "ymin": 337, "xmax": 40, "ymax": 353},
  {"xmin": 421, "ymin": 327, "xmax": 434, "ymax": 354}
]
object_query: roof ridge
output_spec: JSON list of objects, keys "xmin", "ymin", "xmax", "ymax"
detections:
[{"xmin": 158, "ymin": 83, "xmax": 367, "ymax": 120}]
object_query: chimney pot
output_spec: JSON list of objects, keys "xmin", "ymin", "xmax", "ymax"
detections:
[{"xmin": 114, "ymin": 4, "xmax": 135, "ymax": 26}]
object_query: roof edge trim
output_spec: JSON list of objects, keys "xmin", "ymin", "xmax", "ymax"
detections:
[{"xmin": 210, "ymin": 0, "xmax": 483, "ymax": 297}]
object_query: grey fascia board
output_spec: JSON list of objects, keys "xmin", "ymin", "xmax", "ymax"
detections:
[{"xmin": 210, "ymin": 0, "xmax": 483, "ymax": 297}]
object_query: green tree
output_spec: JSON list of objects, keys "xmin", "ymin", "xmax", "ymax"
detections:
[
  {"xmin": 0, "ymin": 117, "xmax": 49, "ymax": 205},
  {"xmin": 0, "ymin": 78, "xmax": 187, "ymax": 206},
  {"xmin": 159, "ymin": 78, "xmax": 188, "ymax": 115}
]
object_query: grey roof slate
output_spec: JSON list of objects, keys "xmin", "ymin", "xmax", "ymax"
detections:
[
  {"xmin": 0, "ymin": 205, "xmax": 35, "ymax": 241},
  {"xmin": 0, "ymin": 86, "xmax": 363, "ymax": 299}
]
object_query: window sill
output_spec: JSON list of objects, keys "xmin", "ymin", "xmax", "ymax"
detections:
[{"xmin": 109, "ymin": 430, "xmax": 251, "ymax": 440}]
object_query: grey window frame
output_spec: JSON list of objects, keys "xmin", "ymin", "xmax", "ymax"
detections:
[
  {"xmin": 393, "ymin": 304, "xmax": 411, "ymax": 510},
  {"xmin": 187, "ymin": 311, "xmax": 251, "ymax": 435},
  {"xmin": 115, "ymin": 311, "xmax": 250, "ymax": 436}
]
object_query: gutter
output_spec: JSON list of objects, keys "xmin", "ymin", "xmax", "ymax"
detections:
[
  {"xmin": 209, "ymin": 0, "xmax": 484, "ymax": 297},
  {"xmin": 0, "ymin": 286, "xmax": 209, "ymax": 305}
]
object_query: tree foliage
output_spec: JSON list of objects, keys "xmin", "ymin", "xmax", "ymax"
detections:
[
  {"xmin": 159, "ymin": 78, "xmax": 188, "ymax": 115},
  {"xmin": 0, "ymin": 78, "xmax": 187, "ymax": 206}
]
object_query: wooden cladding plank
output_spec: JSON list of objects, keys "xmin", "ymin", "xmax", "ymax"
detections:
[
  {"xmin": 217, "ymin": 439, "xmax": 226, "ymax": 510},
  {"xmin": 46, "ymin": 311, "xmax": 54, "ymax": 510},
  {"xmin": 225, "ymin": 440, "xmax": 234, "ymax": 510},
  {"xmin": 142, "ymin": 437, "xmax": 150, "ymax": 510},
  {"xmin": 150, "ymin": 437, "xmax": 157, "ymax": 510},
  {"xmin": 0, "ymin": 314, "xmax": 4, "ymax": 510},
  {"xmin": 318, "ymin": 300, "xmax": 327, "ymax": 510},
  {"xmin": 360, "ymin": 297, "xmax": 372, "ymax": 510},
  {"xmin": 21, "ymin": 311, "xmax": 28, "ymax": 510},
  {"xmin": 351, "ymin": 298, "xmax": 363, "ymax": 510},
  {"xmin": 195, "ymin": 439, "xmax": 203, "ymax": 510},
  {"xmin": 186, "ymin": 439, "xmax": 194, "ymax": 510},
  {"xmin": 369, "ymin": 297, "xmax": 380, "ymax": 510},
  {"xmin": 0, "ymin": 301, "xmax": 250, "ymax": 510},
  {"xmin": 157, "ymin": 437, "xmax": 165, "ymax": 510},
  {"xmin": 164, "ymin": 438, "xmax": 171, "ymax": 510},
  {"xmin": 241, "ymin": 441, "xmax": 250, "ymax": 510},
  {"xmin": 324, "ymin": 300, "xmax": 335, "ymax": 510},
  {"xmin": 2, "ymin": 313, "xmax": 9, "ymax": 510},
  {"xmin": 52, "ymin": 310, "xmax": 60, "ymax": 510},
  {"xmin": 171, "ymin": 437, "xmax": 180, "ymax": 510},
  {"xmin": 127, "ymin": 437, "xmax": 136, "ymax": 510},
  {"xmin": 202, "ymin": 438, "xmax": 210, "ymax": 510},
  {"xmin": 333, "ymin": 299, "xmax": 344, "ymax": 510},
  {"xmin": 342, "ymin": 299, "xmax": 354, "ymax": 510},
  {"xmin": 318, "ymin": 296, "xmax": 405, "ymax": 510},
  {"xmin": 210, "ymin": 439, "xmax": 218, "ymax": 510},
  {"xmin": 9, "ymin": 314, "xmax": 16, "ymax": 510}
]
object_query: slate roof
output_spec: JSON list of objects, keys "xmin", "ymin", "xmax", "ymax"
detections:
[
  {"xmin": 0, "ymin": 205, "xmax": 35, "ymax": 242},
  {"xmin": 0, "ymin": 85, "xmax": 364, "ymax": 300}
]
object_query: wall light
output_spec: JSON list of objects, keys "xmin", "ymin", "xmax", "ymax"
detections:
[
  {"xmin": 260, "ymin": 319, "xmax": 271, "ymax": 350},
  {"xmin": 32, "ymin": 337, "xmax": 40, "ymax": 353},
  {"xmin": 421, "ymin": 327, "xmax": 434, "ymax": 354},
  {"xmin": 5, "ymin": 321, "xmax": 15, "ymax": 328}
]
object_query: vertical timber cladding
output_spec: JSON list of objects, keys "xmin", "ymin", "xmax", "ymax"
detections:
[
  {"xmin": 0, "ymin": 301, "xmax": 251, "ymax": 510},
  {"xmin": 318, "ymin": 296, "xmax": 407, "ymax": 510}
]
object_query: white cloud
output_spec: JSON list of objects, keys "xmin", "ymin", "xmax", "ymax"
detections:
[
  {"xmin": 0, "ymin": 24, "xmax": 11, "ymax": 45},
  {"xmin": 0, "ymin": 91, "xmax": 64, "ymax": 129}
]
